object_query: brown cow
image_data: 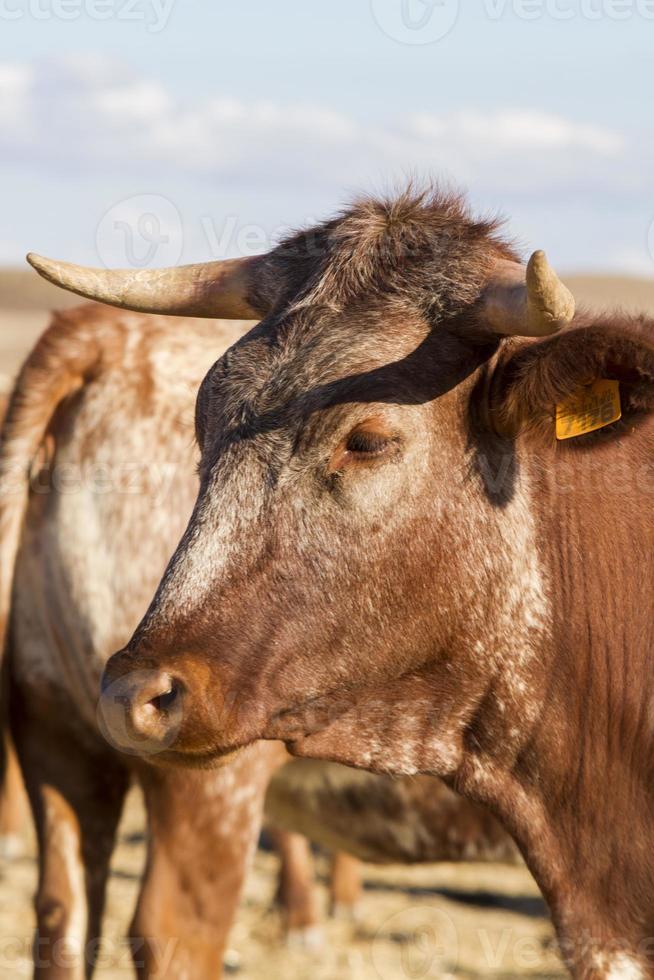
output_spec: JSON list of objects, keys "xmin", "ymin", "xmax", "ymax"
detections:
[
  {"xmin": 34, "ymin": 186, "xmax": 654, "ymax": 978},
  {"xmin": 0, "ymin": 302, "xmax": 517, "ymax": 978}
]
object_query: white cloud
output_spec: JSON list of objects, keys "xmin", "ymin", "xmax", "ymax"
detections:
[
  {"xmin": 408, "ymin": 109, "xmax": 622, "ymax": 155},
  {"xmin": 91, "ymin": 80, "xmax": 173, "ymax": 122},
  {"xmin": 0, "ymin": 63, "xmax": 32, "ymax": 131},
  {"xmin": 2, "ymin": 54, "xmax": 652, "ymax": 275},
  {"xmin": 0, "ymin": 54, "xmax": 630, "ymax": 196}
]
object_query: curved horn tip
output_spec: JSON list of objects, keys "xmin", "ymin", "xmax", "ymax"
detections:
[
  {"xmin": 526, "ymin": 248, "xmax": 575, "ymax": 331},
  {"xmin": 26, "ymin": 252, "xmax": 45, "ymax": 271},
  {"xmin": 526, "ymin": 249, "xmax": 554, "ymax": 285},
  {"xmin": 26, "ymin": 253, "xmax": 59, "ymax": 282}
]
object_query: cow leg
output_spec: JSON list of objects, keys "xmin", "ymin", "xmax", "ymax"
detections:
[
  {"xmin": 132, "ymin": 745, "xmax": 273, "ymax": 979},
  {"xmin": 329, "ymin": 852, "xmax": 362, "ymax": 922},
  {"xmin": 0, "ymin": 733, "xmax": 28, "ymax": 858},
  {"xmin": 13, "ymin": 723, "xmax": 128, "ymax": 980},
  {"xmin": 269, "ymin": 828, "xmax": 322, "ymax": 947}
]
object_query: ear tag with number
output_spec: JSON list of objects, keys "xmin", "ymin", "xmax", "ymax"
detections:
[{"xmin": 555, "ymin": 379, "xmax": 621, "ymax": 441}]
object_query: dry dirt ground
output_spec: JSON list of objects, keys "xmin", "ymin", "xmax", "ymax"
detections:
[{"xmin": 1, "ymin": 270, "xmax": 653, "ymax": 980}]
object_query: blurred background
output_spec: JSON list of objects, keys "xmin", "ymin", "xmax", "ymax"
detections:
[{"xmin": 1, "ymin": 3, "xmax": 652, "ymax": 977}]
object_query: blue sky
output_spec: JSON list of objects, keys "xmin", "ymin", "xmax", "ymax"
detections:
[{"xmin": 1, "ymin": 0, "xmax": 653, "ymax": 274}]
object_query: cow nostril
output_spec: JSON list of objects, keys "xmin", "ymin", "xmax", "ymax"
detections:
[
  {"xmin": 99, "ymin": 665, "xmax": 186, "ymax": 752},
  {"xmin": 130, "ymin": 673, "xmax": 184, "ymax": 741},
  {"xmin": 148, "ymin": 683, "xmax": 179, "ymax": 714}
]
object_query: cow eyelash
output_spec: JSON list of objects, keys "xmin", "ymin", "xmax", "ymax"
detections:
[
  {"xmin": 345, "ymin": 430, "xmax": 395, "ymax": 456},
  {"xmin": 327, "ymin": 428, "xmax": 399, "ymax": 479}
]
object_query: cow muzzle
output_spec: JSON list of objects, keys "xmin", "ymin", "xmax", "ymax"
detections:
[
  {"xmin": 98, "ymin": 654, "xmax": 186, "ymax": 758},
  {"xmin": 98, "ymin": 644, "xmax": 268, "ymax": 765}
]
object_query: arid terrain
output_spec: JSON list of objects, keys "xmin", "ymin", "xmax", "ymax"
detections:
[{"xmin": 1, "ymin": 269, "xmax": 653, "ymax": 979}]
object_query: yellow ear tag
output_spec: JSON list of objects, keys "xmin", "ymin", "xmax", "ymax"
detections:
[{"xmin": 555, "ymin": 379, "xmax": 621, "ymax": 440}]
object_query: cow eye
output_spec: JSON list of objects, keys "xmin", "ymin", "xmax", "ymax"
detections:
[
  {"xmin": 328, "ymin": 423, "xmax": 400, "ymax": 475},
  {"xmin": 345, "ymin": 430, "xmax": 394, "ymax": 456}
]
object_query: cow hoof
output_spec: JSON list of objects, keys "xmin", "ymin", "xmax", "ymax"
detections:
[
  {"xmin": 330, "ymin": 901, "xmax": 362, "ymax": 923},
  {"xmin": 285, "ymin": 925, "xmax": 325, "ymax": 951},
  {"xmin": 223, "ymin": 948, "xmax": 241, "ymax": 973},
  {"xmin": 0, "ymin": 834, "xmax": 24, "ymax": 861}
]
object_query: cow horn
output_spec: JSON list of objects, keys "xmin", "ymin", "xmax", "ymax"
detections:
[
  {"xmin": 26, "ymin": 253, "xmax": 267, "ymax": 320},
  {"xmin": 480, "ymin": 250, "xmax": 575, "ymax": 337}
]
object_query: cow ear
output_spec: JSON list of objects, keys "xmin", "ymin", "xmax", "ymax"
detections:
[{"xmin": 490, "ymin": 315, "xmax": 654, "ymax": 441}]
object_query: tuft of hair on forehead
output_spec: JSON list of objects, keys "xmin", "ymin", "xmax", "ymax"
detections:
[{"xmin": 254, "ymin": 184, "xmax": 519, "ymax": 325}]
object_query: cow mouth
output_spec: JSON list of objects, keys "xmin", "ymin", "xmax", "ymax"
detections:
[
  {"xmin": 147, "ymin": 743, "xmax": 245, "ymax": 771},
  {"xmin": 144, "ymin": 712, "xmax": 332, "ymax": 770}
]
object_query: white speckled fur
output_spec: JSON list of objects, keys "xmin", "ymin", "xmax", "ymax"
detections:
[{"xmin": 595, "ymin": 953, "xmax": 645, "ymax": 980}]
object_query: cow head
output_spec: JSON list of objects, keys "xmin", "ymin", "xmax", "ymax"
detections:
[{"xmin": 30, "ymin": 189, "xmax": 602, "ymax": 776}]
